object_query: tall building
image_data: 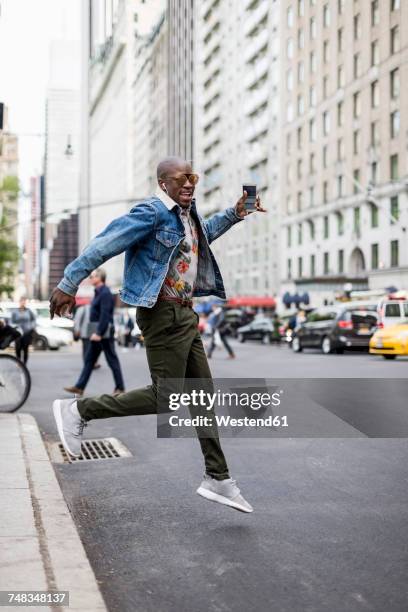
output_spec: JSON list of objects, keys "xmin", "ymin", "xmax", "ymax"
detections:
[
  {"xmin": 280, "ymin": 0, "xmax": 408, "ymax": 305},
  {"xmin": 194, "ymin": 0, "xmax": 281, "ymax": 298},
  {"xmin": 0, "ymin": 104, "xmax": 19, "ymax": 244},
  {"xmin": 168, "ymin": 0, "xmax": 195, "ymax": 162},
  {"xmin": 23, "ymin": 176, "xmax": 43, "ymax": 298}
]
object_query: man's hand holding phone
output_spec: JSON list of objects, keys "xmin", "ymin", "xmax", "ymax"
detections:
[{"xmin": 234, "ymin": 185, "xmax": 267, "ymax": 218}]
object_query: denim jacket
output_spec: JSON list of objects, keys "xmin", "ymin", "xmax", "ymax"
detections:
[{"xmin": 57, "ymin": 195, "xmax": 243, "ymax": 307}]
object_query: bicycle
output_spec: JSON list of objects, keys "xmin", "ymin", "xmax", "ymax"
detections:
[{"xmin": 0, "ymin": 327, "xmax": 31, "ymax": 413}]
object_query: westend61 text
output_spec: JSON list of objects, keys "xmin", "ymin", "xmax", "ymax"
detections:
[{"xmin": 168, "ymin": 415, "xmax": 288, "ymax": 428}]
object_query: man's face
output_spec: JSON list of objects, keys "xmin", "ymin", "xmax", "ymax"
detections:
[
  {"xmin": 90, "ymin": 272, "xmax": 100, "ymax": 287},
  {"xmin": 19, "ymin": 298, "xmax": 26, "ymax": 308},
  {"xmin": 159, "ymin": 162, "xmax": 197, "ymax": 208}
]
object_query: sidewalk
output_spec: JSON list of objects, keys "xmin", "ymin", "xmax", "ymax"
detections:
[{"xmin": 0, "ymin": 413, "xmax": 107, "ymax": 612}]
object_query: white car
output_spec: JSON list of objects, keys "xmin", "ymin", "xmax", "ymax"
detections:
[{"xmin": 377, "ymin": 299, "xmax": 408, "ymax": 328}]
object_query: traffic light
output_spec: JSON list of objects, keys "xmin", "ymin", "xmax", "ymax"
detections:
[{"xmin": 0, "ymin": 102, "xmax": 3, "ymax": 130}]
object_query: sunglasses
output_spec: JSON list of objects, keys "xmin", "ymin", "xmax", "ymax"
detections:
[{"xmin": 161, "ymin": 173, "xmax": 200, "ymax": 187}]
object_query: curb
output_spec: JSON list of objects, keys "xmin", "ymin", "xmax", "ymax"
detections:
[{"xmin": 1, "ymin": 413, "xmax": 108, "ymax": 612}]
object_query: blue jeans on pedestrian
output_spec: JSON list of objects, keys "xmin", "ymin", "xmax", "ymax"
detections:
[{"xmin": 76, "ymin": 337, "xmax": 125, "ymax": 391}]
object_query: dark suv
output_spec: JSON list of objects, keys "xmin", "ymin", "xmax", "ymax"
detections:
[{"xmin": 291, "ymin": 303, "xmax": 379, "ymax": 354}]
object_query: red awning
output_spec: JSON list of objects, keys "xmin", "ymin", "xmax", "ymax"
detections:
[{"xmin": 227, "ymin": 296, "xmax": 276, "ymax": 308}]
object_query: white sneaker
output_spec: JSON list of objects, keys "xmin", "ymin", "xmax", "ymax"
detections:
[
  {"xmin": 196, "ymin": 475, "xmax": 253, "ymax": 513},
  {"xmin": 52, "ymin": 398, "xmax": 88, "ymax": 458}
]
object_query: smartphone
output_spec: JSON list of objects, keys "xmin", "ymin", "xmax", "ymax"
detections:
[{"xmin": 243, "ymin": 184, "xmax": 257, "ymax": 211}]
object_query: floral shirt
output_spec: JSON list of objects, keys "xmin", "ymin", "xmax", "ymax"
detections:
[{"xmin": 160, "ymin": 207, "xmax": 199, "ymax": 299}]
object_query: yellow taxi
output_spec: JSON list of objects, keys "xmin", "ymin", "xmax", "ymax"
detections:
[{"xmin": 369, "ymin": 320, "xmax": 408, "ymax": 359}]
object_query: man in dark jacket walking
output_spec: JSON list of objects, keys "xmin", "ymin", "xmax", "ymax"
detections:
[{"xmin": 64, "ymin": 268, "xmax": 125, "ymax": 397}]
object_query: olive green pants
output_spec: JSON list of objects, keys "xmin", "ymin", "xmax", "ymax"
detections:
[{"xmin": 77, "ymin": 301, "xmax": 230, "ymax": 480}]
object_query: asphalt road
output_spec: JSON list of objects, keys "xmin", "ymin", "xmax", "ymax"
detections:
[{"xmin": 22, "ymin": 340, "xmax": 408, "ymax": 612}]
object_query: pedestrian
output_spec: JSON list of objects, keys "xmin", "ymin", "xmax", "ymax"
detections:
[
  {"xmin": 50, "ymin": 156, "xmax": 266, "ymax": 513},
  {"xmin": 11, "ymin": 297, "xmax": 36, "ymax": 365},
  {"xmin": 207, "ymin": 304, "xmax": 235, "ymax": 359},
  {"xmin": 123, "ymin": 310, "xmax": 134, "ymax": 347},
  {"xmin": 63, "ymin": 269, "xmax": 125, "ymax": 396},
  {"xmin": 73, "ymin": 304, "xmax": 101, "ymax": 368}
]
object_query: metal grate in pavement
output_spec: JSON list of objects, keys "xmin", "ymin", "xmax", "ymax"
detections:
[{"xmin": 51, "ymin": 437, "xmax": 132, "ymax": 463}]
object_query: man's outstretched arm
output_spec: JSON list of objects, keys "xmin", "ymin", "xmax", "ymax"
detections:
[{"xmin": 50, "ymin": 201, "xmax": 156, "ymax": 318}]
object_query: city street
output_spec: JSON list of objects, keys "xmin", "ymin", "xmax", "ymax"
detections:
[{"xmin": 25, "ymin": 340, "xmax": 408, "ymax": 612}]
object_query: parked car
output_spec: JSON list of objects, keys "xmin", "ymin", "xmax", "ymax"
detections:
[
  {"xmin": 236, "ymin": 317, "xmax": 277, "ymax": 344},
  {"xmin": 0, "ymin": 302, "xmax": 72, "ymax": 350},
  {"xmin": 291, "ymin": 303, "xmax": 379, "ymax": 354},
  {"xmin": 377, "ymin": 299, "xmax": 408, "ymax": 328},
  {"xmin": 369, "ymin": 320, "xmax": 408, "ymax": 359}
]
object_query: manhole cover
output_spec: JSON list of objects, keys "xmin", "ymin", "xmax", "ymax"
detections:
[{"xmin": 49, "ymin": 437, "xmax": 132, "ymax": 463}]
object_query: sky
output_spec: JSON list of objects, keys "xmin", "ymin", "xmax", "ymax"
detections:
[{"xmin": 0, "ymin": 0, "xmax": 80, "ymax": 190}]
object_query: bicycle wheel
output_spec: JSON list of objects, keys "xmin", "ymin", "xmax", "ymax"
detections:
[{"xmin": 0, "ymin": 354, "xmax": 31, "ymax": 413}]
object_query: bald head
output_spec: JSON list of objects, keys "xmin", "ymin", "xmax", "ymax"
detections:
[
  {"xmin": 156, "ymin": 156, "xmax": 189, "ymax": 181},
  {"xmin": 156, "ymin": 156, "xmax": 196, "ymax": 208}
]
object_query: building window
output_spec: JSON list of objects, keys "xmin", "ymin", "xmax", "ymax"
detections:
[
  {"xmin": 323, "ymin": 252, "xmax": 329, "ymax": 275},
  {"xmin": 310, "ymin": 17, "xmax": 316, "ymax": 39},
  {"xmin": 286, "ymin": 69, "xmax": 293, "ymax": 91},
  {"xmin": 337, "ymin": 65, "xmax": 345, "ymax": 88},
  {"xmin": 288, "ymin": 258, "xmax": 292, "ymax": 279},
  {"xmin": 298, "ymin": 257, "xmax": 303, "ymax": 278},
  {"xmin": 354, "ymin": 14, "xmax": 361, "ymax": 40},
  {"xmin": 370, "ymin": 161, "xmax": 378, "ymax": 185},
  {"xmin": 371, "ymin": 81, "xmax": 379, "ymax": 108},
  {"xmin": 323, "ymin": 4, "xmax": 330, "ymax": 27},
  {"xmin": 353, "ymin": 92, "xmax": 360, "ymax": 118},
  {"xmin": 354, "ymin": 53, "xmax": 362, "ymax": 78},
  {"xmin": 297, "ymin": 159, "xmax": 303, "ymax": 179},
  {"xmin": 322, "ymin": 145, "xmax": 328, "ymax": 168},
  {"xmin": 337, "ymin": 101, "xmax": 344, "ymax": 127},
  {"xmin": 391, "ymin": 0, "xmax": 400, "ymax": 10},
  {"xmin": 310, "ymin": 51, "xmax": 317, "ymax": 73},
  {"xmin": 337, "ymin": 27, "xmax": 343, "ymax": 52},
  {"xmin": 323, "ymin": 181, "xmax": 329, "ymax": 203},
  {"xmin": 371, "ymin": 203, "xmax": 379, "ymax": 227},
  {"xmin": 390, "ymin": 68, "xmax": 400, "ymax": 98},
  {"xmin": 353, "ymin": 130, "xmax": 360, "ymax": 155},
  {"xmin": 298, "ymin": 223, "xmax": 303, "ymax": 245},
  {"xmin": 287, "ymin": 38, "xmax": 294, "ymax": 59},
  {"xmin": 323, "ymin": 215, "xmax": 329, "ymax": 239},
  {"xmin": 298, "ymin": 0, "xmax": 305, "ymax": 17},
  {"xmin": 337, "ymin": 138, "xmax": 344, "ymax": 160},
  {"xmin": 391, "ymin": 26, "xmax": 400, "ymax": 54},
  {"xmin": 338, "ymin": 0, "xmax": 345, "ymax": 14},
  {"xmin": 286, "ymin": 196, "xmax": 292, "ymax": 214},
  {"xmin": 323, "ymin": 111, "xmax": 330, "ymax": 136},
  {"xmin": 353, "ymin": 169, "xmax": 360, "ymax": 194},
  {"xmin": 371, "ymin": 120, "xmax": 379, "ymax": 146},
  {"xmin": 371, "ymin": 0, "xmax": 379, "ymax": 25},
  {"xmin": 371, "ymin": 244, "xmax": 379, "ymax": 269},
  {"xmin": 371, "ymin": 40, "xmax": 379, "ymax": 66},
  {"xmin": 297, "ymin": 95, "xmax": 304, "ymax": 116},
  {"xmin": 287, "ymin": 226, "xmax": 292, "ymax": 247},
  {"xmin": 336, "ymin": 211, "xmax": 344, "ymax": 235},
  {"xmin": 338, "ymin": 249, "xmax": 344, "ymax": 274},
  {"xmin": 354, "ymin": 207, "xmax": 361, "ymax": 233},
  {"xmin": 390, "ymin": 195, "xmax": 399, "ymax": 223},
  {"xmin": 287, "ymin": 5, "xmax": 294, "ymax": 27},
  {"xmin": 298, "ymin": 28, "xmax": 305, "ymax": 49},
  {"xmin": 310, "ymin": 152, "xmax": 316, "ymax": 173},
  {"xmin": 287, "ymin": 103, "xmax": 294, "ymax": 122},
  {"xmin": 390, "ymin": 240, "xmax": 399, "ymax": 267},
  {"xmin": 390, "ymin": 154, "xmax": 399, "ymax": 180},
  {"xmin": 309, "ymin": 118, "xmax": 316, "ymax": 142},
  {"xmin": 390, "ymin": 111, "xmax": 400, "ymax": 138},
  {"xmin": 309, "ymin": 85, "xmax": 317, "ymax": 107},
  {"xmin": 323, "ymin": 40, "xmax": 330, "ymax": 63},
  {"xmin": 286, "ymin": 133, "xmax": 291, "ymax": 154},
  {"xmin": 309, "ymin": 186, "xmax": 315, "ymax": 206},
  {"xmin": 310, "ymin": 254, "xmax": 316, "ymax": 277},
  {"xmin": 298, "ymin": 60, "xmax": 305, "ymax": 83},
  {"xmin": 297, "ymin": 126, "xmax": 303, "ymax": 147},
  {"xmin": 337, "ymin": 175, "xmax": 344, "ymax": 197}
]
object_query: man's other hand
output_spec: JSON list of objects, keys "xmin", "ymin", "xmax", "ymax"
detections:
[
  {"xmin": 90, "ymin": 333, "xmax": 102, "ymax": 342},
  {"xmin": 49, "ymin": 288, "xmax": 76, "ymax": 319},
  {"xmin": 235, "ymin": 191, "xmax": 267, "ymax": 218}
]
